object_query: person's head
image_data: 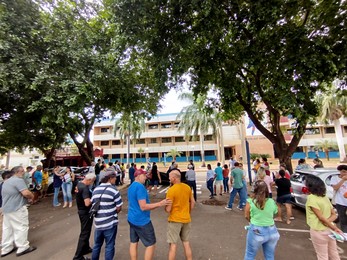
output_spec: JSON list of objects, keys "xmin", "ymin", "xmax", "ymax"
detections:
[
  {"xmin": 256, "ymin": 159, "xmax": 260, "ymax": 164},
  {"xmin": 91, "ymin": 162, "xmax": 96, "ymax": 167},
  {"xmin": 207, "ymin": 164, "xmax": 211, "ymax": 170},
  {"xmin": 173, "ymin": 163, "xmax": 178, "ymax": 169},
  {"xmin": 11, "ymin": 166, "xmax": 25, "ymax": 177},
  {"xmin": 2, "ymin": 170, "xmax": 13, "ymax": 181},
  {"xmin": 252, "ymin": 180, "xmax": 269, "ymax": 209},
  {"xmin": 66, "ymin": 166, "xmax": 71, "ymax": 173},
  {"xmin": 298, "ymin": 158, "xmax": 306, "ymax": 165},
  {"xmin": 101, "ymin": 172, "xmax": 116, "ymax": 184},
  {"xmin": 337, "ymin": 165, "xmax": 347, "ymax": 176},
  {"xmin": 188, "ymin": 164, "xmax": 193, "ymax": 170},
  {"xmin": 83, "ymin": 173, "xmax": 96, "ymax": 186},
  {"xmin": 262, "ymin": 157, "xmax": 267, "ymax": 162},
  {"xmin": 223, "ymin": 164, "xmax": 228, "ymax": 169},
  {"xmin": 278, "ymin": 169, "xmax": 286, "ymax": 178},
  {"xmin": 36, "ymin": 165, "xmax": 42, "ymax": 171},
  {"xmin": 239, "ymin": 163, "xmax": 243, "ymax": 168},
  {"xmin": 108, "ymin": 162, "xmax": 113, "ymax": 166},
  {"xmin": 26, "ymin": 166, "xmax": 33, "ymax": 172},
  {"xmin": 169, "ymin": 170, "xmax": 181, "ymax": 185},
  {"xmin": 131, "ymin": 163, "xmax": 134, "ymax": 167},
  {"xmin": 217, "ymin": 162, "xmax": 221, "ymax": 167},
  {"xmin": 97, "ymin": 159, "xmax": 101, "ymax": 163},
  {"xmin": 189, "ymin": 160, "xmax": 193, "ymax": 164},
  {"xmin": 140, "ymin": 165, "xmax": 145, "ymax": 169},
  {"xmin": 280, "ymin": 163, "xmax": 286, "ymax": 170},
  {"xmin": 153, "ymin": 162, "xmax": 156, "ymax": 166},
  {"xmin": 100, "ymin": 165, "xmax": 105, "ymax": 171},
  {"xmin": 134, "ymin": 169, "xmax": 147, "ymax": 184},
  {"xmin": 305, "ymin": 175, "xmax": 326, "ymax": 197},
  {"xmin": 234, "ymin": 162, "xmax": 240, "ymax": 168}
]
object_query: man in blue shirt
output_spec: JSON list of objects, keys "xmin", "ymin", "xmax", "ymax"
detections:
[
  {"xmin": 214, "ymin": 162, "xmax": 223, "ymax": 196},
  {"xmin": 127, "ymin": 170, "xmax": 171, "ymax": 260},
  {"xmin": 129, "ymin": 163, "xmax": 136, "ymax": 184}
]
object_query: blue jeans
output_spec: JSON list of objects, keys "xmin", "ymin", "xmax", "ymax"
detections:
[
  {"xmin": 62, "ymin": 182, "xmax": 72, "ymax": 203},
  {"xmin": 92, "ymin": 226, "xmax": 118, "ymax": 260},
  {"xmin": 244, "ymin": 224, "xmax": 280, "ymax": 260},
  {"xmin": 206, "ymin": 178, "xmax": 214, "ymax": 196},
  {"xmin": 239, "ymin": 180, "xmax": 248, "ymax": 208},
  {"xmin": 223, "ymin": 177, "xmax": 229, "ymax": 192},
  {"xmin": 227, "ymin": 187, "xmax": 244, "ymax": 208},
  {"xmin": 53, "ymin": 187, "xmax": 61, "ymax": 206}
]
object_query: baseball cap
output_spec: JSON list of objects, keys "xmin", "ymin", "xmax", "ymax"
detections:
[{"xmin": 134, "ymin": 169, "xmax": 146, "ymax": 177}]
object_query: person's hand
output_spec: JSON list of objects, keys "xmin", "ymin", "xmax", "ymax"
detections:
[
  {"xmin": 333, "ymin": 227, "xmax": 344, "ymax": 235},
  {"xmin": 160, "ymin": 199, "xmax": 172, "ymax": 207}
]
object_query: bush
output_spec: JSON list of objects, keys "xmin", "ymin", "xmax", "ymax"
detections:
[{"xmin": 250, "ymin": 153, "xmax": 270, "ymax": 161}]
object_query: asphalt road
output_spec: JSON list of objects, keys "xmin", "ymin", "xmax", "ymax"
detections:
[{"xmin": 1, "ymin": 172, "xmax": 347, "ymax": 260}]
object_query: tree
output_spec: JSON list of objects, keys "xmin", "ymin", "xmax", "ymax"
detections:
[
  {"xmin": 315, "ymin": 140, "xmax": 338, "ymax": 161},
  {"xmin": 137, "ymin": 147, "xmax": 144, "ymax": 159},
  {"xmin": 114, "ymin": 112, "xmax": 145, "ymax": 166},
  {"xmin": 166, "ymin": 148, "xmax": 182, "ymax": 161},
  {"xmin": 0, "ymin": 0, "xmax": 168, "ymax": 166},
  {"xmin": 316, "ymin": 81, "xmax": 347, "ymax": 162},
  {"xmin": 114, "ymin": 0, "xmax": 347, "ymax": 173},
  {"xmin": 177, "ymin": 92, "xmax": 222, "ymax": 166}
]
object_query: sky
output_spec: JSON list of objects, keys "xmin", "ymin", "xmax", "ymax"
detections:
[{"xmin": 158, "ymin": 88, "xmax": 192, "ymax": 114}]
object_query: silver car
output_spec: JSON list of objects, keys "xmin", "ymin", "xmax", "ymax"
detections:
[{"xmin": 290, "ymin": 168, "xmax": 339, "ymax": 208}]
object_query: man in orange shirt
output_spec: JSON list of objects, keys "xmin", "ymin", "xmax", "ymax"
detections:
[{"xmin": 165, "ymin": 170, "xmax": 195, "ymax": 260}]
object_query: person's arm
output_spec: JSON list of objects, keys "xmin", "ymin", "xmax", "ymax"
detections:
[
  {"xmin": 310, "ymin": 206, "xmax": 343, "ymax": 234},
  {"xmin": 190, "ymin": 193, "xmax": 195, "ymax": 212},
  {"xmin": 229, "ymin": 174, "xmax": 234, "ymax": 186},
  {"xmin": 116, "ymin": 205, "xmax": 122, "ymax": 213},
  {"xmin": 21, "ymin": 189, "xmax": 34, "ymax": 200},
  {"xmin": 332, "ymin": 175, "xmax": 347, "ymax": 191},
  {"xmin": 84, "ymin": 198, "xmax": 92, "ymax": 207},
  {"xmin": 158, "ymin": 172, "xmax": 162, "ymax": 183},
  {"xmin": 139, "ymin": 199, "xmax": 171, "ymax": 211},
  {"xmin": 244, "ymin": 202, "xmax": 250, "ymax": 221}
]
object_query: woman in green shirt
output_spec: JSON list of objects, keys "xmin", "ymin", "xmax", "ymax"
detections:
[
  {"xmin": 305, "ymin": 175, "xmax": 342, "ymax": 260},
  {"xmin": 244, "ymin": 180, "xmax": 279, "ymax": 260}
]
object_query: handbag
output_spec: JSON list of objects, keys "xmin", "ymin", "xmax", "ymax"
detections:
[{"xmin": 89, "ymin": 186, "xmax": 108, "ymax": 219}]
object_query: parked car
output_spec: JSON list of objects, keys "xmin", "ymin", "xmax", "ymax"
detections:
[{"xmin": 290, "ymin": 168, "xmax": 339, "ymax": 208}]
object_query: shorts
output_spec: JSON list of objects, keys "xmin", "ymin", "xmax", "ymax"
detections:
[
  {"xmin": 214, "ymin": 180, "xmax": 223, "ymax": 186},
  {"xmin": 276, "ymin": 194, "xmax": 292, "ymax": 204},
  {"xmin": 167, "ymin": 222, "xmax": 191, "ymax": 244},
  {"xmin": 129, "ymin": 221, "xmax": 156, "ymax": 247},
  {"xmin": 150, "ymin": 180, "xmax": 159, "ymax": 186}
]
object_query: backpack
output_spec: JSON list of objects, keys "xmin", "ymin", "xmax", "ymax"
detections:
[{"xmin": 89, "ymin": 186, "xmax": 108, "ymax": 219}]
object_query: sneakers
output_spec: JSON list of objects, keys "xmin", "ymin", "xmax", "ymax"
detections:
[
  {"xmin": 53, "ymin": 203, "xmax": 61, "ymax": 207},
  {"xmin": 237, "ymin": 206, "xmax": 244, "ymax": 211},
  {"xmin": 225, "ymin": 207, "xmax": 233, "ymax": 211},
  {"xmin": 16, "ymin": 246, "xmax": 36, "ymax": 257}
]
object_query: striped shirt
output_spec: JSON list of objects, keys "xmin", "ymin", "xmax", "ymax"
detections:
[{"xmin": 91, "ymin": 183, "xmax": 123, "ymax": 230}]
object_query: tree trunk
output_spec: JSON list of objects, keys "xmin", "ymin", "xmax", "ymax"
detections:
[
  {"xmin": 325, "ymin": 149, "xmax": 330, "ymax": 161},
  {"xmin": 126, "ymin": 134, "xmax": 130, "ymax": 167},
  {"xmin": 333, "ymin": 119, "xmax": 346, "ymax": 162},
  {"xmin": 69, "ymin": 132, "xmax": 93, "ymax": 166},
  {"xmin": 41, "ymin": 147, "xmax": 56, "ymax": 168},
  {"xmin": 199, "ymin": 133, "xmax": 206, "ymax": 167}
]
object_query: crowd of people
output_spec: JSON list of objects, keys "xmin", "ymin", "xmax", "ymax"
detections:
[{"xmin": 0, "ymin": 158, "xmax": 346, "ymax": 260}]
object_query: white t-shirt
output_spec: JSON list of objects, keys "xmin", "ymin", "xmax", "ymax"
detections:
[{"xmin": 330, "ymin": 175, "xmax": 347, "ymax": 206}]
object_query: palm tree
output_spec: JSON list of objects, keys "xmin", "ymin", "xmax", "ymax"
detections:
[
  {"xmin": 113, "ymin": 113, "xmax": 145, "ymax": 166},
  {"xmin": 137, "ymin": 147, "xmax": 144, "ymax": 159},
  {"xmin": 314, "ymin": 140, "xmax": 338, "ymax": 161},
  {"xmin": 166, "ymin": 148, "xmax": 182, "ymax": 161},
  {"xmin": 176, "ymin": 92, "xmax": 222, "ymax": 166},
  {"xmin": 316, "ymin": 80, "xmax": 347, "ymax": 162}
]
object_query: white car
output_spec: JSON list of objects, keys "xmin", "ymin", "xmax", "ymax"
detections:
[{"xmin": 290, "ymin": 168, "xmax": 339, "ymax": 208}]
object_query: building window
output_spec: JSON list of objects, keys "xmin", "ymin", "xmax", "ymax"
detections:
[
  {"xmin": 305, "ymin": 128, "xmax": 320, "ymax": 135},
  {"xmin": 148, "ymin": 124, "xmax": 158, "ymax": 130},
  {"xmin": 189, "ymin": 136, "xmax": 200, "ymax": 142},
  {"xmin": 100, "ymin": 141, "xmax": 109, "ymax": 146},
  {"xmin": 325, "ymin": 127, "xmax": 335, "ymax": 134},
  {"xmin": 205, "ymin": 135, "xmax": 213, "ymax": 141},
  {"xmin": 175, "ymin": 136, "xmax": 185, "ymax": 142},
  {"xmin": 112, "ymin": 140, "xmax": 121, "ymax": 145},
  {"xmin": 136, "ymin": 139, "xmax": 146, "ymax": 144},
  {"xmin": 174, "ymin": 122, "xmax": 179, "ymax": 128},
  {"xmin": 344, "ymin": 126, "xmax": 347, "ymax": 133},
  {"xmin": 161, "ymin": 123, "xmax": 172, "ymax": 129},
  {"xmin": 111, "ymin": 154, "xmax": 119, "ymax": 159},
  {"xmin": 150, "ymin": 138, "xmax": 157, "ymax": 144},
  {"xmin": 101, "ymin": 127, "xmax": 110, "ymax": 133},
  {"xmin": 162, "ymin": 137, "xmax": 172, "ymax": 143}
]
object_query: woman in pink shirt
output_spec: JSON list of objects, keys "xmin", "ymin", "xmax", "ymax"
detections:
[{"xmin": 257, "ymin": 167, "xmax": 273, "ymax": 198}]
